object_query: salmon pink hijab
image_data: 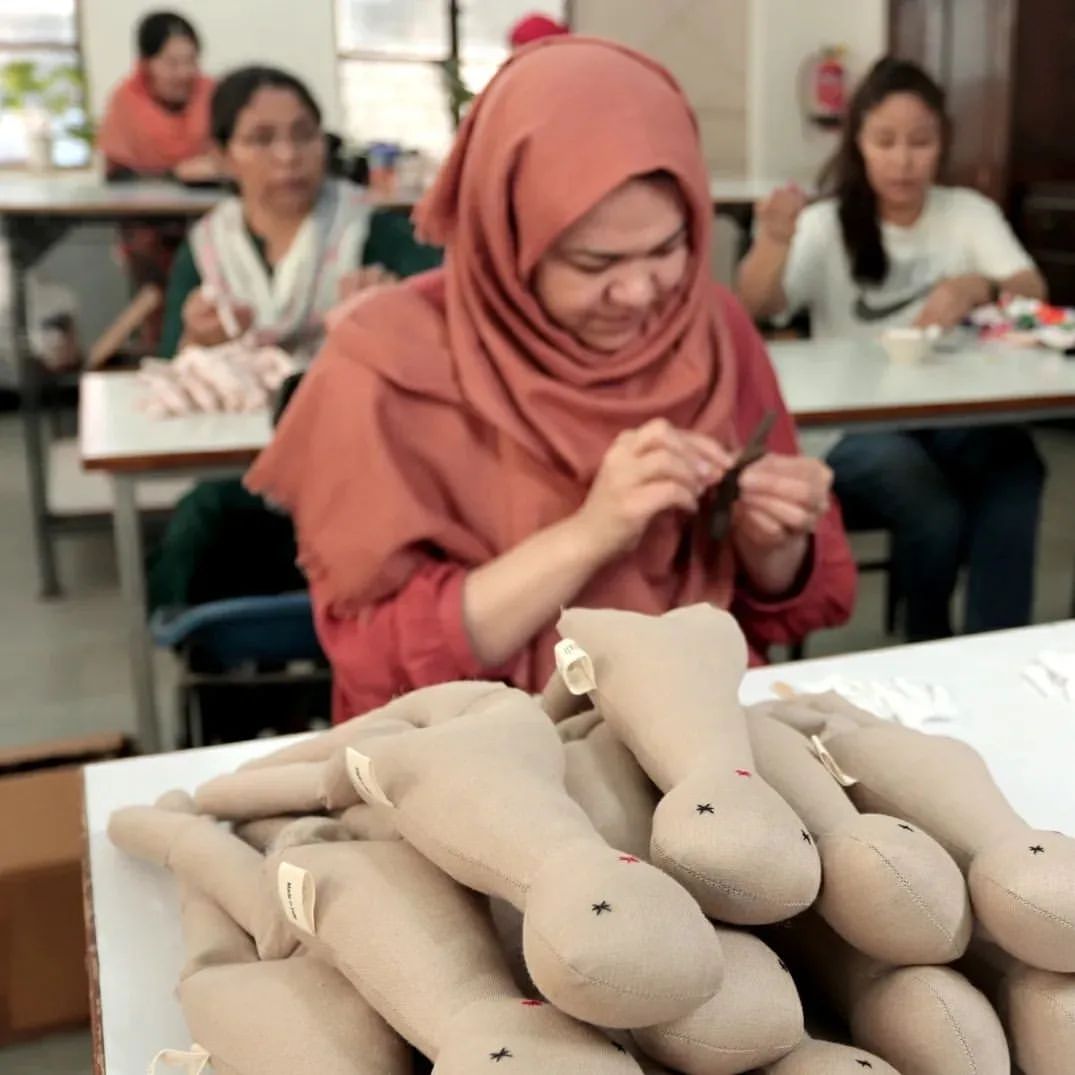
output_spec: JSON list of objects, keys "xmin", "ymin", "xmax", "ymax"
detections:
[
  {"xmin": 246, "ymin": 36, "xmax": 740, "ymax": 688},
  {"xmin": 99, "ymin": 63, "xmax": 213, "ymax": 175}
]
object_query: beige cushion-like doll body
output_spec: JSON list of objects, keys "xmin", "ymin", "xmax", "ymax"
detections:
[
  {"xmin": 276, "ymin": 839, "xmax": 648, "ymax": 1074},
  {"xmin": 762, "ymin": 1037, "xmax": 900, "ymax": 1074},
  {"xmin": 747, "ymin": 712, "xmax": 971, "ymax": 964},
  {"xmin": 816, "ymin": 721, "xmax": 1075, "ymax": 972},
  {"xmin": 960, "ymin": 939, "xmax": 1075, "ymax": 1075},
  {"xmin": 342, "ymin": 685, "xmax": 724, "ymax": 1028},
  {"xmin": 765, "ymin": 915, "xmax": 1010, "ymax": 1075},
  {"xmin": 107, "ymin": 803, "xmax": 295, "ymax": 960},
  {"xmin": 175, "ymin": 886, "xmax": 410, "ymax": 1075},
  {"xmin": 557, "ymin": 605, "xmax": 821, "ymax": 924}
]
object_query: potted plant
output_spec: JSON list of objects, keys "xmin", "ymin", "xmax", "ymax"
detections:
[{"xmin": 0, "ymin": 59, "xmax": 91, "ymax": 171}]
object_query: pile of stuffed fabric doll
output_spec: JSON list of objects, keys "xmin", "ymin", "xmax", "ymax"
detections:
[{"xmin": 110, "ymin": 604, "xmax": 1075, "ymax": 1075}]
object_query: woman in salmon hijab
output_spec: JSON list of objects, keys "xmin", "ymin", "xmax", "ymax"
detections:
[{"xmin": 247, "ymin": 37, "xmax": 857, "ymax": 720}]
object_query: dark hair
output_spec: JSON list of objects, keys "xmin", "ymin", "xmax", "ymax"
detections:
[
  {"xmin": 210, "ymin": 65, "xmax": 322, "ymax": 146},
  {"xmin": 818, "ymin": 57, "xmax": 950, "ymax": 285},
  {"xmin": 137, "ymin": 11, "xmax": 200, "ymax": 59}
]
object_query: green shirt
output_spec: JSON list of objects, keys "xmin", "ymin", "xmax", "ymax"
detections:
[{"xmin": 158, "ymin": 207, "xmax": 443, "ymax": 358}]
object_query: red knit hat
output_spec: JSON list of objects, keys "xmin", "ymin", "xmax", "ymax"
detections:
[{"xmin": 509, "ymin": 13, "xmax": 570, "ymax": 49}]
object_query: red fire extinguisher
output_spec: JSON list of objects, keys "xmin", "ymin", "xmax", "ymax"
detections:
[{"xmin": 806, "ymin": 46, "xmax": 847, "ymax": 128}]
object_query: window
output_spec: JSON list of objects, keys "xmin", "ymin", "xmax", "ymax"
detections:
[
  {"xmin": 335, "ymin": 0, "xmax": 568, "ymax": 161},
  {"xmin": 0, "ymin": 0, "xmax": 88, "ymax": 168}
]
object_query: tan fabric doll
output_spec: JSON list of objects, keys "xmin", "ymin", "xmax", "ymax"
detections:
[
  {"xmin": 556, "ymin": 604, "xmax": 821, "ymax": 924},
  {"xmin": 333, "ymin": 684, "xmax": 725, "ymax": 1028},
  {"xmin": 747, "ymin": 711, "xmax": 971, "ymax": 964},
  {"xmin": 274, "ymin": 838, "xmax": 651, "ymax": 1074},
  {"xmin": 811, "ymin": 718, "xmax": 1075, "ymax": 973}
]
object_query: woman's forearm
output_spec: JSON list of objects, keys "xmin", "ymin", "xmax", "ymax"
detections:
[
  {"xmin": 462, "ymin": 513, "xmax": 608, "ymax": 668},
  {"xmin": 736, "ymin": 235, "xmax": 792, "ymax": 320},
  {"xmin": 1001, "ymin": 267, "xmax": 1048, "ymax": 302}
]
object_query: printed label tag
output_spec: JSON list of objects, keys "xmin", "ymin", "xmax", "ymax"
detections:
[
  {"xmin": 277, "ymin": 862, "xmax": 317, "ymax": 935},
  {"xmin": 148, "ymin": 1044, "xmax": 210, "ymax": 1074},
  {"xmin": 809, "ymin": 735, "xmax": 858, "ymax": 788},
  {"xmin": 554, "ymin": 638, "xmax": 597, "ymax": 695},
  {"xmin": 345, "ymin": 747, "xmax": 394, "ymax": 808}
]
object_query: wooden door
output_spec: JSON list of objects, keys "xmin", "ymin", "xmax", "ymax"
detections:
[{"xmin": 888, "ymin": 0, "xmax": 1017, "ymax": 202}]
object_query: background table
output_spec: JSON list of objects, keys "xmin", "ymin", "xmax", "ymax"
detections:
[
  {"xmin": 770, "ymin": 336, "xmax": 1075, "ymax": 431},
  {"xmin": 81, "ymin": 331, "xmax": 1075, "ymax": 753},
  {"xmin": 79, "ymin": 371, "xmax": 271, "ymax": 754},
  {"xmin": 2, "ymin": 177, "xmax": 223, "ymax": 600},
  {"xmin": 83, "ymin": 623, "xmax": 1075, "ymax": 1073}
]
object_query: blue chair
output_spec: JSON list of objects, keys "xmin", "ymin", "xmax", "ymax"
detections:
[{"xmin": 150, "ymin": 591, "xmax": 330, "ymax": 747}]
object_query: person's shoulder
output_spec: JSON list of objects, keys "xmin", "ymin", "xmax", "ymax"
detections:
[
  {"xmin": 798, "ymin": 197, "xmax": 839, "ymax": 229},
  {"xmin": 932, "ymin": 186, "xmax": 1003, "ymax": 218},
  {"xmin": 325, "ymin": 271, "xmax": 460, "ymax": 404}
]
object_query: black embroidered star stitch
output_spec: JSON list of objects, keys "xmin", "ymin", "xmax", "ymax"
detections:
[
  {"xmin": 696, "ymin": 803, "xmax": 715, "ymax": 815},
  {"xmin": 612, "ymin": 1043, "xmax": 627, "ymax": 1053},
  {"xmin": 490, "ymin": 1047, "xmax": 513, "ymax": 1061},
  {"xmin": 801, "ymin": 830, "xmax": 812, "ymax": 843},
  {"xmin": 898, "ymin": 824, "xmax": 914, "ymax": 832},
  {"xmin": 856, "ymin": 1061, "xmax": 873, "ymax": 1069},
  {"xmin": 592, "ymin": 900, "xmax": 613, "ymax": 916},
  {"xmin": 1030, "ymin": 845, "xmax": 1045, "ymax": 855}
]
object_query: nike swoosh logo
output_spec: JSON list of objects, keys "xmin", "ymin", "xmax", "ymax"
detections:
[{"xmin": 854, "ymin": 283, "xmax": 935, "ymax": 322}]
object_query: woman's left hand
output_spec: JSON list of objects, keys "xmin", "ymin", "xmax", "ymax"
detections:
[
  {"xmin": 732, "ymin": 453, "xmax": 832, "ymax": 595},
  {"xmin": 914, "ymin": 275, "xmax": 990, "ymax": 330}
]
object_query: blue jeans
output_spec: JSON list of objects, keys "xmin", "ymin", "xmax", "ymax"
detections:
[{"xmin": 827, "ymin": 427, "xmax": 1045, "ymax": 641}]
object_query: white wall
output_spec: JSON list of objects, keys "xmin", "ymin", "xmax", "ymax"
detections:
[
  {"xmin": 80, "ymin": 0, "xmax": 342, "ymax": 128},
  {"xmin": 748, "ymin": 0, "xmax": 888, "ymax": 183},
  {"xmin": 573, "ymin": 0, "xmax": 749, "ymax": 177}
]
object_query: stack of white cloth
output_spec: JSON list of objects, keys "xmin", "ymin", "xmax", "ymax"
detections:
[{"xmin": 137, "ymin": 343, "xmax": 298, "ymax": 418}]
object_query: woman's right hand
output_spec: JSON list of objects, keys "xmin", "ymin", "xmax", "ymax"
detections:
[
  {"xmin": 755, "ymin": 183, "xmax": 808, "ymax": 246},
  {"xmin": 181, "ymin": 288, "xmax": 254, "ymax": 348},
  {"xmin": 571, "ymin": 418, "xmax": 732, "ymax": 563}
]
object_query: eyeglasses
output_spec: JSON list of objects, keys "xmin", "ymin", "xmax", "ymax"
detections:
[{"xmin": 232, "ymin": 125, "xmax": 324, "ymax": 154}]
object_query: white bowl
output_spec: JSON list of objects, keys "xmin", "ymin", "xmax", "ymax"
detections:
[{"xmin": 880, "ymin": 327, "xmax": 938, "ymax": 364}]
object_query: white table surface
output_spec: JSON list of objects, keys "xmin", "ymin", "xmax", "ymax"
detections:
[
  {"xmin": 84, "ymin": 623, "xmax": 1075, "ymax": 1074},
  {"xmin": 0, "ymin": 175, "xmax": 221, "ymax": 215},
  {"xmin": 708, "ymin": 177, "xmax": 788, "ymax": 204},
  {"xmin": 769, "ymin": 337, "xmax": 1075, "ymax": 429},
  {"xmin": 79, "ymin": 372, "xmax": 271, "ymax": 473}
]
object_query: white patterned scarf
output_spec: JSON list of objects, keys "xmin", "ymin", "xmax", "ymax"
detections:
[{"xmin": 190, "ymin": 178, "xmax": 370, "ymax": 362}]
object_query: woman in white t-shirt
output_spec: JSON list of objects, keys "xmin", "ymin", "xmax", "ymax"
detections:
[{"xmin": 738, "ymin": 58, "xmax": 1047, "ymax": 641}]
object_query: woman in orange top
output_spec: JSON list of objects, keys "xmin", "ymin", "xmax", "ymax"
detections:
[
  {"xmin": 247, "ymin": 37, "xmax": 856, "ymax": 720},
  {"xmin": 99, "ymin": 11, "xmax": 218, "ymax": 340}
]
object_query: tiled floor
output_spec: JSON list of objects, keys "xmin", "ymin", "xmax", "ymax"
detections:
[{"xmin": 1, "ymin": 411, "xmax": 1073, "ymax": 1070}]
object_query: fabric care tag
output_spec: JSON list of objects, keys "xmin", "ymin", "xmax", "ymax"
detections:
[
  {"xmin": 345, "ymin": 747, "xmax": 394, "ymax": 808},
  {"xmin": 148, "ymin": 1044, "xmax": 210, "ymax": 1074},
  {"xmin": 810, "ymin": 735, "xmax": 858, "ymax": 788},
  {"xmin": 555, "ymin": 638, "xmax": 596, "ymax": 695},
  {"xmin": 277, "ymin": 862, "xmax": 317, "ymax": 935}
]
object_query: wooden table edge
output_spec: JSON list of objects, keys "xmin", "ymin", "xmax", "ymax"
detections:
[
  {"xmin": 80, "ymin": 446, "xmax": 264, "ymax": 474},
  {"xmin": 794, "ymin": 392, "xmax": 1075, "ymax": 427},
  {"xmin": 81, "ymin": 769, "xmax": 107, "ymax": 1075}
]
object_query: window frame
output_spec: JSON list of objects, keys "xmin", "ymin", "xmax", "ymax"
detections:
[
  {"xmin": 334, "ymin": 0, "xmax": 573, "ymax": 136},
  {"xmin": 0, "ymin": 0, "xmax": 89, "ymax": 171}
]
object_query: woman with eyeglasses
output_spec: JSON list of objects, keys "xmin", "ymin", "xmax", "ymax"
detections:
[
  {"xmin": 158, "ymin": 65, "xmax": 441, "ymax": 360},
  {"xmin": 148, "ymin": 66, "xmax": 441, "ymax": 628}
]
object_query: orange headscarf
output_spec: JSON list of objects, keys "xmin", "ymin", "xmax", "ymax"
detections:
[
  {"xmin": 98, "ymin": 63, "xmax": 213, "ymax": 175},
  {"xmin": 246, "ymin": 37, "xmax": 740, "ymax": 689}
]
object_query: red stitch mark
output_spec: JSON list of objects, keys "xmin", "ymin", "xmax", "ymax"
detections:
[
  {"xmin": 735, "ymin": 769, "xmax": 752, "ymax": 777},
  {"xmin": 521, "ymin": 999, "xmax": 544, "ymax": 1007},
  {"xmin": 619, "ymin": 855, "xmax": 640, "ymax": 864}
]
